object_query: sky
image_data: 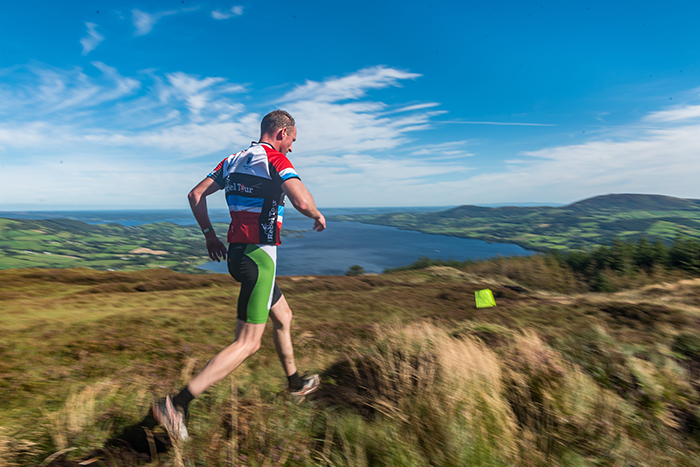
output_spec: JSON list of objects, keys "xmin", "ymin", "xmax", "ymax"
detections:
[{"xmin": 1, "ymin": 0, "xmax": 700, "ymax": 210}]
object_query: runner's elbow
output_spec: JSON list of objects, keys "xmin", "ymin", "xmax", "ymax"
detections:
[
  {"xmin": 292, "ymin": 199, "xmax": 310, "ymax": 213},
  {"xmin": 188, "ymin": 188, "xmax": 202, "ymax": 206}
]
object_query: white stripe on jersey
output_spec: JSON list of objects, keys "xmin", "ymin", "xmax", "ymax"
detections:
[
  {"xmin": 278, "ymin": 167, "xmax": 298, "ymax": 180},
  {"xmin": 225, "ymin": 145, "xmax": 273, "ymax": 180}
]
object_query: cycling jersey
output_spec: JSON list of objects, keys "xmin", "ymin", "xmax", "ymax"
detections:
[{"xmin": 208, "ymin": 142, "xmax": 300, "ymax": 246}]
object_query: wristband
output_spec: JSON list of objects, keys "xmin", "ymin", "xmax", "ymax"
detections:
[{"xmin": 202, "ymin": 226, "xmax": 214, "ymax": 234}]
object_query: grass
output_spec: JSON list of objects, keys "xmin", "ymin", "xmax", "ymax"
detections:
[{"xmin": 1, "ymin": 261, "xmax": 700, "ymax": 465}]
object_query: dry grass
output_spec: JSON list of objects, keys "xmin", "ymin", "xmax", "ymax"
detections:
[
  {"xmin": 0, "ymin": 427, "xmax": 39, "ymax": 467},
  {"xmin": 457, "ymin": 255, "xmax": 587, "ymax": 294}
]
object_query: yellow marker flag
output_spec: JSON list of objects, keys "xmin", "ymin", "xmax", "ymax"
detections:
[{"xmin": 475, "ymin": 289, "xmax": 496, "ymax": 308}]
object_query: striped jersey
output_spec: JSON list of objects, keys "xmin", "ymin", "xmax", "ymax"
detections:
[{"xmin": 208, "ymin": 142, "xmax": 300, "ymax": 245}]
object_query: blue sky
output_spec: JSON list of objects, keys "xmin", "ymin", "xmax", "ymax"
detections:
[{"xmin": 1, "ymin": 0, "xmax": 700, "ymax": 210}]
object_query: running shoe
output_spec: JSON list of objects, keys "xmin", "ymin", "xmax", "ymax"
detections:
[
  {"xmin": 289, "ymin": 374, "xmax": 320, "ymax": 402},
  {"xmin": 152, "ymin": 395, "xmax": 189, "ymax": 442}
]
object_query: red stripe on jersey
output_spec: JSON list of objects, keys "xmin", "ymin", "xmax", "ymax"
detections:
[
  {"xmin": 276, "ymin": 220, "xmax": 283, "ymax": 245},
  {"xmin": 263, "ymin": 145, "xmax": 296, "ymax": 174},
  {"xmin": 227, "ymin": 212, "xmax": 263, "ymax": 244}
]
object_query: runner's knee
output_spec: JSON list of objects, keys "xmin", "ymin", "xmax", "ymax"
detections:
[
  {"xmin": 237, "ymin": 336, "xmax": 262, "ymax": 356},
  {"xmin": 271, "ymin": 308, "xmax": 292, "ymax": 329},
  {"xmin": 247, "ymin": 339, "xmax": 262, "ymax": 356}
]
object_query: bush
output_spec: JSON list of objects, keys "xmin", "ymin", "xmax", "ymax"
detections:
[
  {"xmin": 673, "ymin": 332, "xmax": 700, "ymax": 361},
  {"xmin": 345, "ymin": 265, "xmax": 366, "ymax": 276}
]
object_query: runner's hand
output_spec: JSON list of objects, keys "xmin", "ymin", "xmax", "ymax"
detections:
[
  {"xmin": 205, "ymin": 234, "xmax": 227, "ymax": 261},
  {"xmin": 313, "ymin": 213, "xmax": 326, "ymax": 232}
]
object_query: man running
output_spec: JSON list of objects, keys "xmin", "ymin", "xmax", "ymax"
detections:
[{"xmin": 153, "ymin": 110, "xmax": 326, "ymax": 440}]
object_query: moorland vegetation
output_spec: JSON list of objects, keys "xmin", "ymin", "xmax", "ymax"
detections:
[{"xmin": 1, "ymin": 251, "xmax": 700, "ymax": 466}]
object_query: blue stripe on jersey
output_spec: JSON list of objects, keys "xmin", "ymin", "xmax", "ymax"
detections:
[
  {"xmin": 277, "ymin": 205, "xmax": 285, "ymax": 221},
  {"xmin": 227, "ymin": 195, "xmax": 264, "ymax": 213},
  {"xmin": 278, "ymin": 168, "xmax": 299, "ymax": 181}
]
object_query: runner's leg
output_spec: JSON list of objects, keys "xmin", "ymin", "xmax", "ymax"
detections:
[
  {"xmin": 269, "ymin": 293, "xmax": 319, "ymax": 398},
  {"xmin": 269, "ymin": 294, "xmax": 298, "ymax": 378},
  {"xmin": 187, "ymin": 243, "xmax": 276, "ymax": 397},
  {"xmin": 187, "ymin": 319, "xmax": 265, "ymax": 397}
]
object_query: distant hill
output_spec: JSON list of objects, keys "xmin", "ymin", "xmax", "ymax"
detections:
[
  {"xmin": 567, "ymin": 193, "xmax": 700, "ymax": 212},
  {"xmin": 334, "ymin": 194, "xmax": 700, "ymax": 252}
]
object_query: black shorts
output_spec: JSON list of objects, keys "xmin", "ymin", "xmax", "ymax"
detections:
[{"xmin": 227, "ymin": 243, "xmax": 282, "ymax": 323}]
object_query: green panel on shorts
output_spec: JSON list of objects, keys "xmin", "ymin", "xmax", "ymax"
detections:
[{"xmin": 245, "ymin": 244, "xmax": 276, "ymax": 324}]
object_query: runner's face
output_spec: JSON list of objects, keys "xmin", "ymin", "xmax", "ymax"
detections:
[{"xmin": 278, "ymin": 126, "xmax": 297, "ymax": 155}]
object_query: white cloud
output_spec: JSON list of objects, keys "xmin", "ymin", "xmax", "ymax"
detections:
[
  {"xmin": 0, "ymin": 64, "xmax": 449, "ymax": 208},
  {"xmin": 290, "ymin": 152, "xmax": 471, "ymax": 207},
  {"xmin": 0, "ymin": 63, "xmax": 140, "ymax": 118},
  {"xmin": 132, "ymin": 9, "xmax": 178, "ymax": 36},
  {"xmin": 439, "ymin": 120, "xmax": 556, "ymax": 126},
  {"xmin": 83, "ymin": 118, "xmax": 259, "ymax": 156},
  {"xmin": 288, "ymin": 87, "xmax": 700, "ymax": 207},
  {"xmin": 0, "ymin": 63, "xmax": 246, "ymax": 124},
  {"xmin": 0, "ymin": 63, "xmax": 255, "ymax": 161},
  {"xmin": 276, "ymin": 67, "xmax": 436, "ymax": 155},
  {"xmin": 80, "ymin": 22, "xmax": 104, "ymax": 55},
  {"xmin": 90, "ymin": 62, "xmax": 141, "ymax": 104},
  {"xmin": 410, "ymin": 141, "xmax": 474, "ymax": 159},
  {"xmin": 0, "ymin": 122, "xmax": 59, "ymax": 149},
  {"xmin": 393, "ymin": 103, "xmax": 441, "ymax": 113},
  {"xmin": 211, "ymin": 5, "xmax": 244, "ymax": 20},
  {"xmin": 400, "ymin": 121, "xmax": 700, "ymax": 207},
  {"xmin": 16, "ymin": 62, "xmax": 695, "ymax": 209},
  {"xmin": 644, "ymin": 104, "xmax": 700, "ymax": 122},
  {"xmin": 166, "ymin": 72, "xmax": 228, "ymax": 119},
  {"xmin": 280, "ymin": 66, "xmax": 421, "ymax": 103},
  {"xmin": 0, "ymin": 155, "xmax": 206, "ymax": 209}
]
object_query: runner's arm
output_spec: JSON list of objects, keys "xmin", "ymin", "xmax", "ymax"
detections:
[
  {"xmin": 188, "ymin": 177, "xmax": 228, "ymax": 261},
  {"xmin": 281, "ymin": 178, "xmax": 326, "ymax": 232}
]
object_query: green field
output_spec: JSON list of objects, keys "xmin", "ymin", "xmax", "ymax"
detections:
[{"xmin": 0, "ymin": 218, "xmax": 306, "ymax": 273}]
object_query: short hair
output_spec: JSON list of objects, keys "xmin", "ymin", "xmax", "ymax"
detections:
[{"xmin": 260, "ymin": 110, "xmax": 295, "ymax": 137}]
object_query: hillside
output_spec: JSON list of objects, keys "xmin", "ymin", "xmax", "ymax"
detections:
[
  {"xmin": 568, "ymin": 193, "xmax": 700, "ymax": 211},
  {"xmin": 1, "ymin": 263, "xmax": 699, "ymax": 466},
  {"xmin": 0, "ymin": 218, "xmax": 306, "ymax": 273},
  {"xmin": 335, "ymin": 193, "xmax": 700, "ymax": 251}
]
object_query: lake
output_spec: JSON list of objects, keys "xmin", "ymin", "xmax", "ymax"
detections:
[
  {"xmin": 0, "ymin": 208, "xmax": 533, "ymax": 275},
  {"xmin": 199, "ymin": 211, "xmax": 533, "ymax": 276}
]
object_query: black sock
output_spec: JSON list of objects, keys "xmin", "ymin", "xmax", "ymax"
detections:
[
  {"xmin": 171, "ymin": 386, "xmax": 195, "ymax": 418},
  {"xmin": 141, "ymin": 412, "xmax": 158, "ymax": 430},
  {"xmin": 288, "ymin": 372, "xmax": 303, "ymax": 391}
]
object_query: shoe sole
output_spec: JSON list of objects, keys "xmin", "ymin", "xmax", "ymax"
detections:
[
  {"xmin": 290, "ymin": 375, "xmax": 320, "ymax": 402},
  {"xmin": 152, "ymin": 396, "xmax": 189, "ymax": 441}
]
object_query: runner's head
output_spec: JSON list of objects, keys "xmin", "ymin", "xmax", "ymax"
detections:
[{"xmin": 260, "ymin": 110, "xmax": 296, "ymax": 155}]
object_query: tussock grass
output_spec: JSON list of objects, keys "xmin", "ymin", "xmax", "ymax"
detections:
[
  {"xmin": 321, "ymin": 323, "xmax": 518, "ymax": 466},
  {"xmin": 0, "ymin": 427, "xmax": 39, "ymax": 467}
]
